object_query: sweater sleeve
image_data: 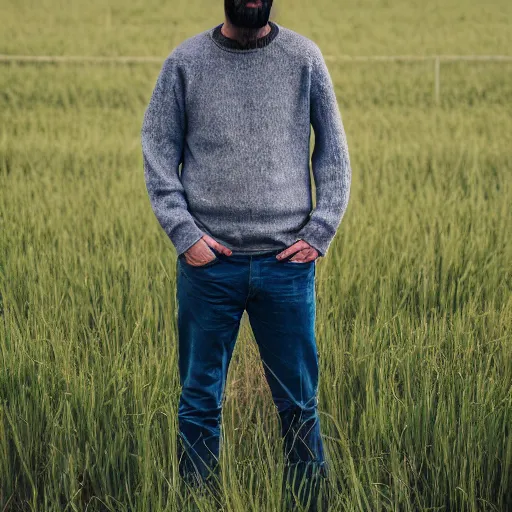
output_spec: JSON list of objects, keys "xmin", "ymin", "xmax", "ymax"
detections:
[
  {"xmin": 295, "ymin": 44, "xmax": 351, "ymax": 257},
  {"xmin": 141, "ymin": 55, "xmax": 205, "ymax": 257}
]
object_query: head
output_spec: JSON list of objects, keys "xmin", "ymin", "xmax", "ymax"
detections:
[{"xmin": 224, "ymin": 0, "xmax": 274, "ymax": 29}]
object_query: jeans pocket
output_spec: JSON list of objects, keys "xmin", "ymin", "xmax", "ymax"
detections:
[
  {"xmin": 282, "ymin": 259, "xmax": 315, "ymax": 266},
  {"xmin": 180, "ymin": 255, "xmax": 220, "ymax": 269}
]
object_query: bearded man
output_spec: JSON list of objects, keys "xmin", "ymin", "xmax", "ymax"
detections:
[{"xmin": 141, "ymin": 1, "xmax": 351, "ymax": 509}]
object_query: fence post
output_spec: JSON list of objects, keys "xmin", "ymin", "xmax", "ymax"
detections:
[{"xmin": 434, "ymin": 56, "xmax": 440, "ymax": 105}]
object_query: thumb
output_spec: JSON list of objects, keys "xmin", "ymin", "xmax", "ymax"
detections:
[{"xmin": 202, "ymin": 235, "xmax": 233, "ymax": 256}]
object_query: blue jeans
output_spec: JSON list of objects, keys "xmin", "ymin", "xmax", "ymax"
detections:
[{"xmin": 175, "ymin": 246, "xmax": 329, "ymax": 505}]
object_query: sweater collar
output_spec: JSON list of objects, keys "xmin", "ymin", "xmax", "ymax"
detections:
[{"xmin": 211, "ymin": 21, "xmax": 279, "ymax": 52}]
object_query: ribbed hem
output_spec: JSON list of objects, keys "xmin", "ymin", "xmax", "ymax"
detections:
[{"xmin": 210, "ymin": 21, "xmax": 280, "ymax": 52}]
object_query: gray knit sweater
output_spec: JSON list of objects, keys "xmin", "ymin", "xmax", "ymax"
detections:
[{"xmin": 141, "ymin": 21, "xmax": 351, "ymax": 257}]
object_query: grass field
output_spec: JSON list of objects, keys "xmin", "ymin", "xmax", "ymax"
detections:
[{"xmin": 1, "ymin": 0, "xmax": 511, "ymax": 510}]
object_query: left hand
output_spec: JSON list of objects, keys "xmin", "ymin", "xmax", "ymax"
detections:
[{"xmin": 276, "ymin": 239, "xmax": 319, "ymax": 263}]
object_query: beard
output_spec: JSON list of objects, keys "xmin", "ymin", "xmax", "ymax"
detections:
[{"xmin": 224, "ymin": 0, "xmax": 274, "ymax": 29}]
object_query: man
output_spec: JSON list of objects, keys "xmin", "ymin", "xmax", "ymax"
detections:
[{"xmin": 141, "ymin": 0, "xmax": 351, "ymax": 508}]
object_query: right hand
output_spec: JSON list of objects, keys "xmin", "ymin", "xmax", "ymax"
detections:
[{"xmin": 181, "ymin": 235, "xmax": 233, "ymax": 267}]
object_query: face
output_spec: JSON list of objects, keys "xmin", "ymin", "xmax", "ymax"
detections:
[{"xmin": 224, "ymin": 0, "xmax": 274, "ymax": 29}]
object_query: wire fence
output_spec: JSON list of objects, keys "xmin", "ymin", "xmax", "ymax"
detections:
[{"xmin": 1, "ymin": 53, "xmax": 511, "ymax": 104}]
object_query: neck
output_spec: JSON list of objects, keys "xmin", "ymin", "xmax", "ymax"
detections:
[{"xmin": 221, "ymin": 19, "xmax": 271, "ymax": 46}]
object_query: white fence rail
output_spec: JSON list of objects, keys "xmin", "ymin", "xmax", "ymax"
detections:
[
  {"xmin": 1, "ymin": 54, "xmax": 511, "ymax": 104},
  {"xmin": 323, "ymin": 55, "xmax": 512, "ymax": 104}
]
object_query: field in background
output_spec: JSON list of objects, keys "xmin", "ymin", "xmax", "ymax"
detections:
[{"xmin": 1, "ymin": 0, "xmax": 511, "ymax": 511}]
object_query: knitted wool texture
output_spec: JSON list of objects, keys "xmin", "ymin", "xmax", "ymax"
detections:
[{"xmin": 141, "ymin": 21, "xmax": 351, "ymax": 257}]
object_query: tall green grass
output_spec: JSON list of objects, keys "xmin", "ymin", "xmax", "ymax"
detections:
[{"xmin": 1, "ymin": 1, "xmax": 511, "ymax": 510}]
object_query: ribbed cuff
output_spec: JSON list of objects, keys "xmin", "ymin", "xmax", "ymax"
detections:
[
  {"xmin": 296, "ymin": 218, "xmax": 335, "ymax": 257},
  {"xmin": 171, "ymin": 225, "xmax": 205, "ymax": 257}
]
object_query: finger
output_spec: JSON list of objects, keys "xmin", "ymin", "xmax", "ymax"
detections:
[
  {"xmin": 203, "ymin": 243, "xmax": 229, "ymax": 256},
  {"xmin": 276, "ymin": 241, "xmax": 304, "ymax": 260},
  {"xmin": 291, "ymin": 247, "xmax": 318, "ymax": 262},
  {"xmin": 214, "ymin": 243, "xmax": 232, "ymax": 256},
  {"xmin": 201, "ymin": 235, "xmax": 232, "ymax": 256},
  {"xmin": 289, "ymin": 249, "xmax": 309, "ymax": 262},
  {"xmin": 200, "ymin": 235, "xmax": 218, "ymax": 253}
]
